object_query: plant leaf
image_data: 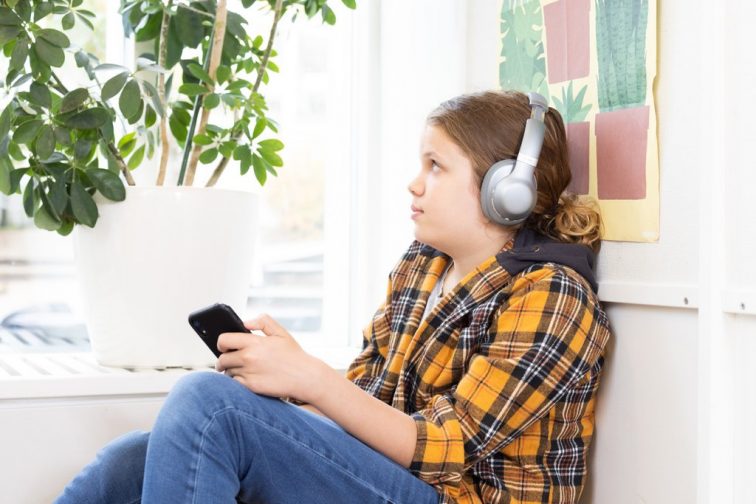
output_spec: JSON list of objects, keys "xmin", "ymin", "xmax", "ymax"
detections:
[
  {"xmin": 34, "ymin": 203, "xmax": 61, "ymax": 230},
  {"xmin": 87, "ymin": 168, "xmax": 125, "ymax": 201},
  {"xmin": 188, "ymin": 62, "xmax": 213, "ymax": 86},
  {"xmin": 199, "ymin": 147, "xmax": 218, "ymax": 164},
  {"xmin": 37, "ymin": 28, "xmax": 70, "ymax": 47},
  {"xmin": 258, "ymin": 139, "xmax": 284, "ymax": 151},
  {"xmin": 203, "ymin": 92, "xmax": 220, "ymax": 109},
  {"xmin": 169, "ymin": 115, "xmax": 187, "ymax": 143},
  {"xmin": 216, "ymin": 65, "xmax": 231, "ymax": 84},
  {"xmin": 127, "ymin": 144, "xmax": 145, "ymax": 170},
  {"xmin": 62, "ymin": 11, "xmax": 75, "ymax": 29},
  {"xmin": 192, "ymin": 134, "xmax": 213, "ymax": 146},
  {"xmin": 178, "ymin": 83, "xmax": 208, "ymax": 97},
  {"xmin": 145, "ymin": 105, "xmax": 156, "ymax": 127},
  {"xmin": 321, "ymin": 4, "xmax": 336, "ymax": 25},
  {"xmin": 13, "ymin": 119, "xmax": 43, "ymax": 144},
  {"xmin": 0, "ymin": 6, "xmax": 23, "ymax": 26},
  {"xmin": 56, "ymin": 219, "xmax": 74, "ymax": 236},
  {"xmin": 126, "ymin": 98, "xmax": 144, "ymax": 125},
  {"xmin": 9, "ymin": 168, "xmax": 26, "ymax": 193},
  {"xmin": 119, "ymin": 79, "xmax": 141, "ymax": 119},
  {"xmin": 23, "ymin": 178, "xmax": 36, "ymax": 217},
  {"xmin": 64, "ymin": 107, "xmax": 110, "ymax": 129},
  {"xmin": 75, "ymin": 11, "xmax": 94, "ymax": 30},
  {"xmin": 60, "ymin": 87, "xmax": 90, "ymax": 113},
  {"xmin": 140, "ymin": 80, "xmax": 164, "ymax": 117},
  {"xmin": 252, "ymin": 117, "xmax": 266, "ymax": 139},
  {"xmin": 10, "ymin": 73, "xmax": 33, "ymax": 88},
  {"xmin": 101, "ymin": 71, "xmax": 129, "ymax": 101},
  {"xmin": 29, "ymin": 81, "xmax": 51, "ymax": 109},
  {"xmin": 9, "ymin": 38, "xmax": 29, "ymax": 70},
  {"xmin": 94, "ymin": 63, "xmax": 129, "ymax": 72},
  {"xmin": 74, "ymin": 50, "xmax": 89, "ymax": 68},
  {"xmin": 258, "ymin": 147, "xmax": 283, "ymax": 167},
  {"xmin": 118, "ymin": 131, "xmax": 136, "ymax": 149},
  {"xmin": 35, "ymin": 124, "xmax": 55, "ymax": 159},
  {"xmin": 50, "ymin": 175, "xmax": 67, "ymax": 215},
  {"xmin": 174, "ymin": 4, "xmax": 205, "ymax": 48},
  {"xmin": 33, "ymin": 38, "xmax": 65, "ymax": 67},
  {"xmin": 233, "ymin": 143, "xmax": 250, "ymax": 161},
  {"xmin": 251, "ymin": 154, "xmax": 267, "ymax": 185},
  {"xmin": 74, "ymin": 138, "xmax": 93, "ymax": 160},
  {"xmin": 70, "ymin": 181, "xmax": 98, "ymax": 227},
  {"xmin": 53, "ymin": 126, "xmax": 71, "ymax": 146},
  {"xmin": 0, "ymin": 157, "xmax": 11, "ymax": 194}
]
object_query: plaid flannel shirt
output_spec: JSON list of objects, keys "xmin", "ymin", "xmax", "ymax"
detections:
[{"xmin": 346, "ymin": 238, "xmax": 611, "ymax": 503}]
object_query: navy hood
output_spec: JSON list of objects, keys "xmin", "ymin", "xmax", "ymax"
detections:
[{"xmin": 496, "ymin": 227, "xmax": 598, "ymax": 293}]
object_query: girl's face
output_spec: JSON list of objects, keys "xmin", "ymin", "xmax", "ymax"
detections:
[{"xmin": 408, "ymin": 124, "xmax": 490, "ymax": 255}]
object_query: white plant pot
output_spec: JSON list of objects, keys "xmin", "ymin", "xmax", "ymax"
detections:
[{"xmin": 73, "ymin": 186, "xmax": 257, "ymax": 369}]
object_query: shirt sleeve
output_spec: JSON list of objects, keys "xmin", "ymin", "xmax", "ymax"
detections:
[
  {"xmin": 345, "ymin": 278, "xmax": 394, "ymax": 392},
  {"xmin": 409, "ymin": 267, "xmax": 608, "ymax": 486}
]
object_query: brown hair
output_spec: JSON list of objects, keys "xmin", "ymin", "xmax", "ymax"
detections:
[{"xmin": 427, "ymin": 90, "xmax": 602, "ymax": 253}]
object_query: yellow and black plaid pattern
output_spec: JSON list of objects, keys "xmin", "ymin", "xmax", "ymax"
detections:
[{"xmin": 346, "ymin": 240, "xmax": 611, "ymax": 503}]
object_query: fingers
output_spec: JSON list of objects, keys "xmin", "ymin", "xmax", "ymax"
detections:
[
  {"xmin": 244, "ymin": 313, "xmax": 287, "ymax": 337},
  {"xmin": 215, "ymin": 349, "xmax": 245, "ymax": 371},
  {"xmin": 217, "ymin": 331, "xmax": 259, "ymax": 353}
]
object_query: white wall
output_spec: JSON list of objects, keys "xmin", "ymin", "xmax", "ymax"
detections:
[{"xmin": 369, "ymin": 0, "xmax": 755, "ymax": 502}]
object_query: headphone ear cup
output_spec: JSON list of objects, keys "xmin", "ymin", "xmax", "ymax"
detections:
[
  {"xmin": 480, "ymin": 159, "xmax": 536, "ymax": 225},
  {"xmin": 480, "ymin": 159, "xmax": 515, "ymax": 224}
]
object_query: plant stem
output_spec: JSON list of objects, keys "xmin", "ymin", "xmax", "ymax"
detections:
[
  {"xmin": 183, "ymin": 0, "xmax": 228, "ymax": 186},
  {"xmin": 155, "ymin": 0, "xmax": 172, "ymax": 186},
  {"xmin": 50, "ymin": 72, "xmax": 68, "ymax": 94},
  {"xmin": 252, "ymin": 0, "xmax": 284, "ymax": 94},
  {"xmin": 107, "ymin": 142, "xmax": 136, "ymax": 186},
  {"xmin": 205, "ymin": 0, "xmax": 283, "ymax": 187}
]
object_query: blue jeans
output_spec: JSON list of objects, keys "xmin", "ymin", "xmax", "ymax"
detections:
[{"xmin": 54, "ymin": 371, "xmax": 440, "ymax": 503}]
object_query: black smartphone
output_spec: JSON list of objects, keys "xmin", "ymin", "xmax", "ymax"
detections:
[{"xmin": 188, "ymin": 303, "xmax": 250, "ymax": 358}]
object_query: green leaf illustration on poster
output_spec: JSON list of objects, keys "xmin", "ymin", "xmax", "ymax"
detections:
[{"xmin": 499, "ymin": 0, "xmax": 549, "ymax": 98}]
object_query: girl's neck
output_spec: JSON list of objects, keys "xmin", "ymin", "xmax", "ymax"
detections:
[{"xmin": 445, "ymin": 228, "xmax": 516, "ymax": 289}]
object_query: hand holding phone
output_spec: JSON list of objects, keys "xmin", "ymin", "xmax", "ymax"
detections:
[{"xmin": 188, "ymin": 303, "xmax": 250, "ymax": 358}]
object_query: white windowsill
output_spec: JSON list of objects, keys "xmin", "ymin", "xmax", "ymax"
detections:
[{"xmin": 0, "ymin": 346, "xmax": 361, "ymax": 402}]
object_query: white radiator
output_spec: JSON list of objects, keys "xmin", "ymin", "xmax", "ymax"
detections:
[
  {"xmin": 0, "ymin": 353, "xmax": 204, "ymax": 504},
  {"xmin": 0, "ymin": 348, "xmax": 357, "ymax": 504}
]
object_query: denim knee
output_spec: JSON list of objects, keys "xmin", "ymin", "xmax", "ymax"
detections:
[
  {"xmin": 54, "ymin": 431, "xmax": 149, "ymax": 504},
  {"xmin": 97, "ymin": 430, "xmax": 150, "ymax": 475},
  {"xmin": 162, "ymin": 371, "xmax": 258, "ymax": 419},
  {"xmin": 169, "ymin": 370, "xmax": 243, "ymax": 404}
]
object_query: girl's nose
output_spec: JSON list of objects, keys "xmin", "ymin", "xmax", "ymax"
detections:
[{"xmin": 408, "ymin": 172, "xmax": 424, "ymax": 196}]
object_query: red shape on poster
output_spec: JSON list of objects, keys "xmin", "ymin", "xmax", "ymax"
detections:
[
  {"xmin": 595, "ymin": 105, "xmax": 650, "ymax": 200},
  {"xmin": 566, "ymin": 121, "xmax": 590, "ymax": 195},
  {"xmin": 543, "ymin": 0, "xmax": 591, "ymax": 83}
]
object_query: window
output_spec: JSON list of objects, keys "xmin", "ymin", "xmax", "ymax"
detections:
[{"xmin": 0, "ymin": 1, "xmax": 362, "ymax": 354}]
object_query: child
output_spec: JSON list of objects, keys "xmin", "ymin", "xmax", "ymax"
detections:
[{"xmin": 56, "ymin": 90, "xmax": 610, "ymax": 504}]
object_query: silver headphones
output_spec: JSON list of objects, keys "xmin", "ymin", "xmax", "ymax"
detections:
[{"xmin": 480, "ymin": 92, "xmax": 549, "ymax": 226}]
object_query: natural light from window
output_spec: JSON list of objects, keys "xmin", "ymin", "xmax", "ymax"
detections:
[{"xmin": 0, "ymin": 0, "xmax": 357, "ymax": 355}]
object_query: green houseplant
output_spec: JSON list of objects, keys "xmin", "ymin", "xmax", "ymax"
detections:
[
  {"xmin": 0, "ymin": 0, "xmax": 356, "ymax": 368},
  {"xmin": 594, "ymin": 0, "xmax": 649, "ymax": 200},
  {"xmin": 0, "ymin": 0, "xmax": 355, "ymax": 233}
]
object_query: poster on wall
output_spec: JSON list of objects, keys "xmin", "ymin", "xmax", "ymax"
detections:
[{"xmin": 499, "ymin": 0, "xmax": 658, "ymax": 242}]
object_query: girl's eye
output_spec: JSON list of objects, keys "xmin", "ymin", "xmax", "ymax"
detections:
[{"xmin": 430, "ymin": 161, "xmax": 441, "ymax": 173}]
